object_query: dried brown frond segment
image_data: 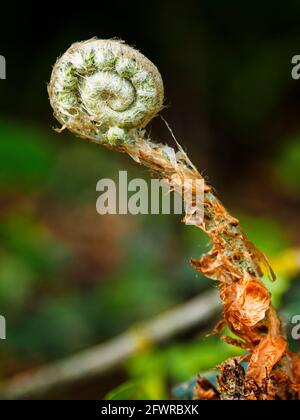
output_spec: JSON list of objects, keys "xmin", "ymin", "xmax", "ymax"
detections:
[
  {"xmin": 179, "ymin": 176, "xmax": 298, "ymax": 399},
  {"xmin": 125, "ymin": 132, "xmax": 298, "ymax": 394},
  {"xmin": 246, "ymin": 307, "xmax": 287, "ymax": 383},
  {"xmin": 198, "ymin": 358, "xmax": 300, "ymax": 400},
  {"xmin": 119, "ymin": 136, "xmax": 300, "ymax": 397},
  {"xmin": 217, "ymin": 359, "xmax": 248, "ymax": 400},
  {"xmin": 289, "ymin": 352, "xmax": 300, "ymax": 384},
  {"xmin": 221, "ymin": 275, "xmax": 270, "ymax": 333},
  {"xmin": 96, "ymin": 132, "xmax": 300, "ymax": 396},
  {"xmin": 193, "ymin": 377, "xmax": 220, "ymax": 400}
]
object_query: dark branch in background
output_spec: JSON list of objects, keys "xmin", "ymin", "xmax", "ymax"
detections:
[{"xmin": 0, "ymin": 292, "xmax": 220, "ymax": 399}]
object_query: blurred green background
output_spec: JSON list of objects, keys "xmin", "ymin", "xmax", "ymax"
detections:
[{"xmin": 0, "ymin": 1, "xmax": 300, "ymax": 399}]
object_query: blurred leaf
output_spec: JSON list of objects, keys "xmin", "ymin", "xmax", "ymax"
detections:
[
  {"xmin": 124, "ymin": 337, "xmax": 243, "ymax": 399},
  {"xmin": 0, "ymin": 120, "xmax": 55, "ymax": 189},
  {"xmin": 0, "ymin": 252, "xmax": 34, "ymax": 315},
  {"xmin": 105, "ymin": 381, "xmax": 145, "ymax": 400},
  {"xmin": 275, "ymin": 137, "xmax": 300, "ymax": 192},
  {"xmin": 0, "ymin": 214, "xmax": 68, "ymax": 274},
  {"xmin": 166, "ymin": 337, "xmax": 242, "ymax": 383},
  {"xmin": 239, "ymin": 215, "xmax": 290, "ymax": 256},
  {"xmin": 10, "ymin": 293, "xmax": 94, "ymax": 359}
]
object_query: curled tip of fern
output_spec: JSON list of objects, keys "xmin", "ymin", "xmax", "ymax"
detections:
[{"xmin": 48, "ymin": 38, "xmax": 164, "ymax": 146}]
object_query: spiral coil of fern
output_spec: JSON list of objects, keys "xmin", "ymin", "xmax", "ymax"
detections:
[{"xmin": 49, "ymin": 39, "xmax": 164, "ymax": 146}]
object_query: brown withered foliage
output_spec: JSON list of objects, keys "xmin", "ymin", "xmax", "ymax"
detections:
[
  {"xmin": 188, "ymin": 182, "xmax": 300, "ymax": 399},
  {"xmin": 52, "ymin": 110, "xmax": 300, "ymax": 400},
  {"xmin": 193, "ymin": 377, "xmax": 219, "ymax": 400},
  {"xmin": 118, "ymin": 134, "xmax": 300, "ymax": 400},
  {"xmin": 194, "ymin": 358, "xmax": 300, "ymax": 400}
]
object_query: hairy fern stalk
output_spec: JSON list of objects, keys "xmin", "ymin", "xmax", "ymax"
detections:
[{"xmin": 49, "ymin": 38, "xmax": 300, "ymax": 400}]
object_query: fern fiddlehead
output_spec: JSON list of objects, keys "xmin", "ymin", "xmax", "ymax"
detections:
[
  {"xmin": 49, "ymin": 39, "xmax": 300, "ymax": 399},
  {"xmin": 48, "ymin": 39, "xmax": 164, "ymax": 145}
]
